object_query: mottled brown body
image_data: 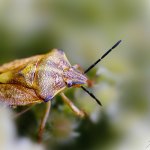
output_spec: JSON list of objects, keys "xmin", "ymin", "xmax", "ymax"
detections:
[
  {"xmin": 0, "ymin": 49, "xmax": 88, "ymax": 142},
  {"xmin": 0, "ymin": 40, "xmax": 121, "ymax": 142},
  {"xmin": 0, "ymin": 49, "xmax": 87, "ymax": 106}
]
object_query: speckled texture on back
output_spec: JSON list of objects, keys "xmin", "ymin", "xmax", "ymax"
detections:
[{"xmin": 34, "ymin": 49, "xmax": 71, "ymax": 101}]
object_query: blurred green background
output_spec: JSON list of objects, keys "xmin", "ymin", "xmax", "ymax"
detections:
[{"xmin": 0, "ymin": 0, "xmax": 150, "ymax": 150}]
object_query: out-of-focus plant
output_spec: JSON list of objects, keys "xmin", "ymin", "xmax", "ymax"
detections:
[
  {"xmin": 0, "ymin": 0, "xmax": 150, "ymax": 150},
  {"xmin": 0, "ymin": 104, "xmax": 44, "ymax": 150}
]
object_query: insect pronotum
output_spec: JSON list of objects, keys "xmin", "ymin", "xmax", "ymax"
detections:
[{"xmin": 0, "ymin": 40, "xmax": 121, "ymax": 142}]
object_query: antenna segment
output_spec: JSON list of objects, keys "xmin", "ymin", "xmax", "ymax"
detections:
[
  {"xmin": 81, "ymin": 86, "xmax": 102, "ymax": 106},
  {"xmin": 84, "ymin": 40, "xmax": 122, "ymax": 74}
]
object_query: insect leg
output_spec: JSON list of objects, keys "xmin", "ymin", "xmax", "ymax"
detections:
[
  {"xmin": 13, "ymin": 104, "xmax": 35, "ymax": 119},
  {"xmin": 38, "ymin": 101, "xmax": 51, "ymax": 143},
  {"xmin": 60, "ymin": 92, "xmax": 86, "ymax": 118}
]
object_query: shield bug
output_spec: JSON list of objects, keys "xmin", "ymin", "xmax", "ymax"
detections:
[{"xmin": 0, "ymin": 40, "xmax": 121, "ymax": 142}]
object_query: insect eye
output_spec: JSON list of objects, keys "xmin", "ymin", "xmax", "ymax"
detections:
[{"xmin": 67, "ymin": 81, "xmax": 73, "ymax": 87}]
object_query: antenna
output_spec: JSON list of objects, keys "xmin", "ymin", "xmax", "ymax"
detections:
[
  {"xmin": 81, "ymin": 40, "xmax": 122, "ymax": 106},
  {"xmin": 84, "ymin": 40, "xmax": 122, "ymax": 74},
  {"xmin": 81, "ymin": 86, "xmax": 102, "ymax": 106}
]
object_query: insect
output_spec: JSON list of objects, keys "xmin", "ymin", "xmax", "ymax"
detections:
[{"xmin": 0, "ymin": 40, "xmax": 121, "ymax": 142}]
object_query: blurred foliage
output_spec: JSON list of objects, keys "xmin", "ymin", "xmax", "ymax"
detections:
[{"xmin": 0, "ymin": 0, "xmax": 150, "ymax": 150}]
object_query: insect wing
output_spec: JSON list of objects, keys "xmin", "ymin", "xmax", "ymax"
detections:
[
  {"xmin": 0, "ymin": 55, "xmax": 43, "ymax": 73},
  {"xmin": 0, "ymin": 84, "xmax": 42, "ymax": 106}
]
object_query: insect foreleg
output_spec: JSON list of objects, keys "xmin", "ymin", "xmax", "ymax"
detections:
[
  {"xmin": 60, "ymin": 92, "xmax": 85, "ymax": 118},
  {"xmin": 38, "ymin": 101, "xmax": 51, "ymax": 143}
]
